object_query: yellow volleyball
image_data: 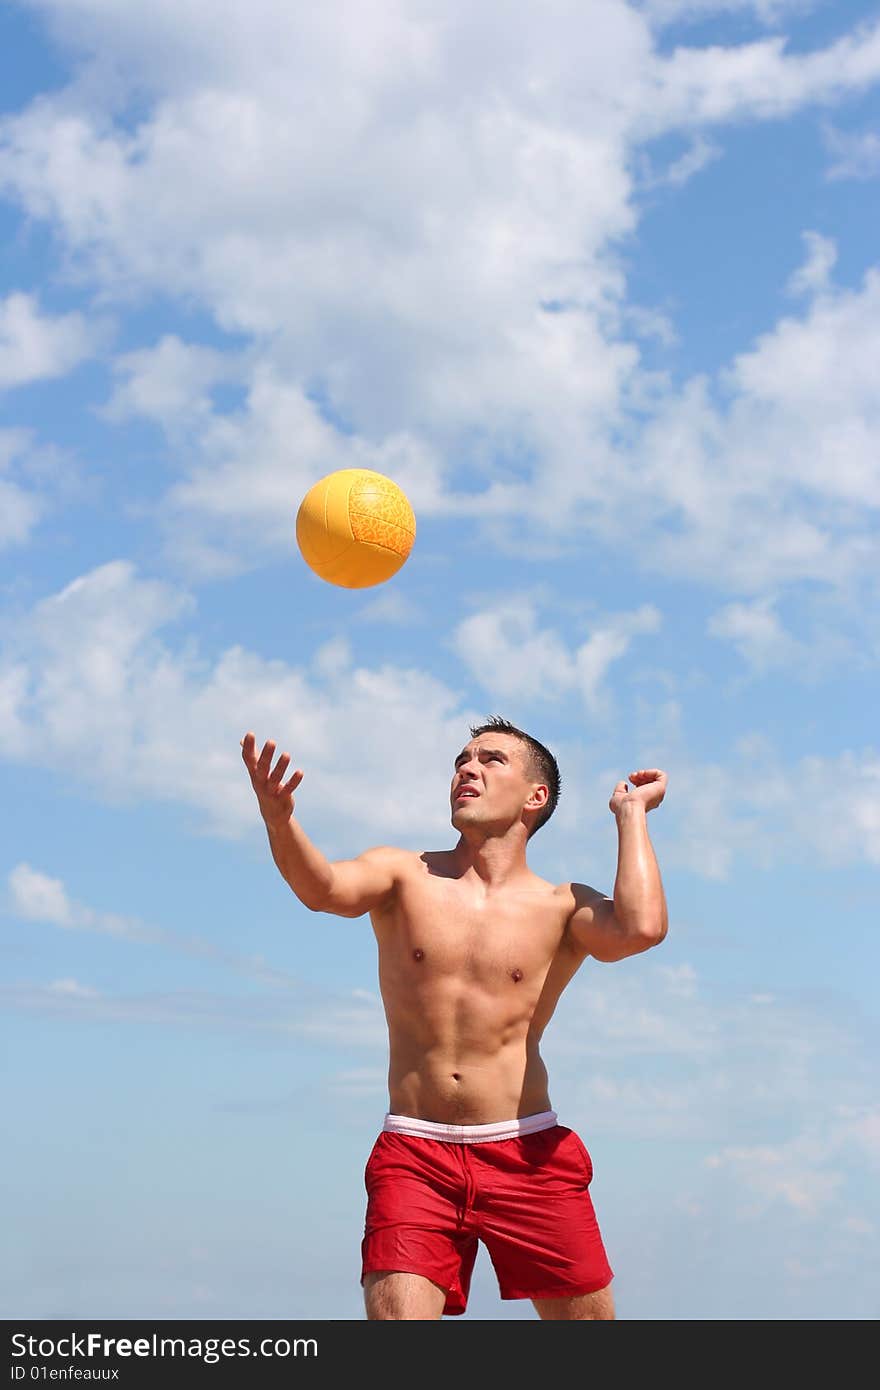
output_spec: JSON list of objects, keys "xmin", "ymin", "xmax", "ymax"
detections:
[{"xmin": 295, "ymin": 468, "xmax": 416, "ymax": 589}]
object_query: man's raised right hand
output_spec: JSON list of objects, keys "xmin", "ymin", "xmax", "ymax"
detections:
[{"xmin": 241, "ymin": 732, "xmax": 304, "ymax": 829}]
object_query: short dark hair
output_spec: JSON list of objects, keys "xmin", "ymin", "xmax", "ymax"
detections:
[{"xmin": 468, "ymin": 715, "xmax": 561, "ymax": 838}]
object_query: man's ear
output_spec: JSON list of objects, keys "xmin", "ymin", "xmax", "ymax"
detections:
[{"xmin": 525, "ymin": 784, "xmax": 549, "ymax": 810}]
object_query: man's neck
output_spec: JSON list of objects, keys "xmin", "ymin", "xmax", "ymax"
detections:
[{"xmin": 450, "ymin": 831, "xmax": 530, "ymax": 888}]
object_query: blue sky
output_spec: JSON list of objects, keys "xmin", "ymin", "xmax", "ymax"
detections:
[{"xmin": 1, "ymin": 0, "xmax": 878, "ymax": 1321}]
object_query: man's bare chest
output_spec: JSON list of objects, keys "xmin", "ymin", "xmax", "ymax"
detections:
[{"xmin": 378, "ymin": 870, "xmax": 568, "ymax": 978}]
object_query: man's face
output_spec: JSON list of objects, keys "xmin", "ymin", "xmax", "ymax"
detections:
[{"xmin": 450, "ymin": 732, "xmax": 541, "ymax": 832}]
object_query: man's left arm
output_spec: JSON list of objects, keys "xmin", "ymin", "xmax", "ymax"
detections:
[{"xmin": 566, "ymin": 769, "xmax": 669, "ymax": 963}]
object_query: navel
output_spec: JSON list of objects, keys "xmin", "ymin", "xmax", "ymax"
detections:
[
  {"xmin": 413, "ymin": 948, "xmax": 425, "ymax": 962},
  {"xmin": 510, "ymin": 968, "xmax": 523, "ymax": 983}
]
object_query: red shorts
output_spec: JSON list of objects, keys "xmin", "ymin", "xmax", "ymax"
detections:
[{"xmin": 360, "ymin": 1124, "xmax": 613, "ymax": 1315}]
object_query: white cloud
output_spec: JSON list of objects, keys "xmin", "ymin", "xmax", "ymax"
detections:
[
  {"xmin": 705, "ymin": 1142, "xmax": 843, "ymax": 1215},
  {"xmin": 103, "ymin": 334, "xmax": 240, "ymax": 433},
  {"xmin": 725, "ymin": 271, "xmax": 880, "ymax": 510},
  {"xmin": 102, "ymin": 346, "xmax": 448, "ymax": 577},
  {"xmin": 1, "ymin": 564, "xmax": 877, "ymax": 873},
  {"xmin": 642, "ymin": 133, "xmax": 722, "ymax": 188},
  {"xmin": 6, "ymin": 938, "xmax": 875, "ymax": 1219},
  {"xmin": 0, "ymin": 434, "xmax": 43, "ymax": 550},
  {"xmin": 665, "ymin": 740, "xmax": 880, "ymax": 877},
  {"xmin": 0, "ymin": 427, "xmax": 82, "ymax": 553},
  {"xmin": 840, "ymin": 1108, "xmax": 880, "ymax": 1166},
  {"xmin": 823, "ymin": 122, "xmax": 880, "ymax": 181},
  {"xmin": 452, "ymin": 600, "xmax": 574, "ymax": 704},
  {"xmin": 628, "ymin": 263, "xmax": 880, "ymax": 592},
  {"xmin": 0, "ymin": 976, "xmax": 387, "ymax": 1048},
  {"xmin": 0, "ymin": 292, "xmax": 102, "ymax": 389},
  {"xmin": 93, "ymin": 240, "xmax": 880, "ymax": 609},
  {"xmin": 452, "ymin": 599, "xmax": 662, "ymax": 711},
  {"xmin": 707, "ymin": 595, "xmax": 805, "ymax": 672},
  {"xmin": 647, "ymin": 20, "xmax": 880, "ymax": 133},
  {"xmin": 642, "ymin": 1, "xmax": 814, "ymax": 26},
  {"xmin": 5, "ymin": 861, "xmax": 305, "ymax": 986},
  {"xmin": 544, "ymin": 962, "xmax": 878, "ymax": 1232},
  {"xmin": 786, "ymin": 229, "xmax": 837, "ymax": 297},
  {"xmin": 664, "ymin": 134, "xmax": 722, "ymax": 184},
  {"xmin": 9, "ymin": 863, "xmax": 74, "ymax": 925},
  {"xmin": 357, "ymin": 588, "xmax": 423, "ymax": 625},
  {"xmin": 0, "ymin": 3, "xmax": 643, "ymax": 445},
  {"xmin": 575, "ymin": 609, "xmax": 663, "ymax": 709},
  {"xmin": 0, "ymin": 560, "xmax": 475, "ymax": 846},
  {"xmin": 1, "ymin": 5, "xmax": 878, "ymax": 598},
  {"xmin": 841, "ymin": 1215, "xmax": 875, "ymax": 1236},
  {"xmin": 0, "ymin": 484, "xmax": 40, "ymax": 549},
  {"xmin": 47, "ymin": 977, "xmax": 99, "ymax": 998},
  {"xmin": 658, "ymin": 962, "xmax": 698, "ymax": 998},
  {"xmin": 705, "ymin": 1108, "xmax": 880, "ymax": 1216}
]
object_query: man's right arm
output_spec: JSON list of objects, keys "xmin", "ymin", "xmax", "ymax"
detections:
[
  {"xmin": 265, "ymin": 819, "xmax": 400, "ymax": 917},
  {"xmin": 241, "ymin": 731, "xmax": 400, "ymax": 918}
]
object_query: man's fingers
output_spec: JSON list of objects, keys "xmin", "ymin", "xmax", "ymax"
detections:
[
  {"xmin": 269, "ymin": 752, "xmax": 291, "ymax": 785},
  {"xmin": 241, "ymin": 732, "xmax": 260, "ymax": 772},
  {"xmin": 241, "ymin": 733, "xmax": 302, "ymax": 797},
  {"xmin": 256, "ymin": 739, "xmax": 276, "ymax": 774}
]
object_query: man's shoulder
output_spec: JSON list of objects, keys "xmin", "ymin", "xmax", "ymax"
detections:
[
  {"xmin": 357, "ymin": 844, "xmax": 417, "ymax": 864},
  {"xmin": 356, "ymin": 844, "xmax": 424, "ymax": 874},
  {"xmin": 552, "ymin": 879, "xmax": 611, "ymax": 912}
]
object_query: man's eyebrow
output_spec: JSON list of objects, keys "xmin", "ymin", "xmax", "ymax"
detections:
[{"xmin": 454, "ymin": 747, "xmax": 509, "ymax": 766}]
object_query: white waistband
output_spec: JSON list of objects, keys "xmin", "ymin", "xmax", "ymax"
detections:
[{"xmin": 383, "ymin": 1110, "xmax": 558, "ymax": 1143}]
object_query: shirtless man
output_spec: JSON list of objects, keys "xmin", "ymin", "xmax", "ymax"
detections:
[{"xmin": 241, "ymin": 715, "xmax": 668, "ymax": 1321}]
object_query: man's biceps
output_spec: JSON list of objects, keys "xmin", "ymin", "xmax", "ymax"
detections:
[
  {"xmin": 570, "ymin": 883, "xmax": 611, "ymax": 916},
  {"xmin": 330, "ymin": 853, "xmax": 396, "ymax": 899},
  {"xmin": 330, "ymin": 858, "xmax": 375, "ymax": 892},
  {"xmin": 569, "ymin": 893, "xmax": 614, "ymax": 942},
  {"xmin": 354, "ymin": 849, "xmax": 398, "ymax": 888}
]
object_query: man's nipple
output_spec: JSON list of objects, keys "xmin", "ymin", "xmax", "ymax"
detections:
[
  {"xmin": 413, "ymin": 948, "xmax": 425, "ymax": 962},
  {"xmin": 510, "ymin": 968, "xmax": 523, "ymax": 983}
]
